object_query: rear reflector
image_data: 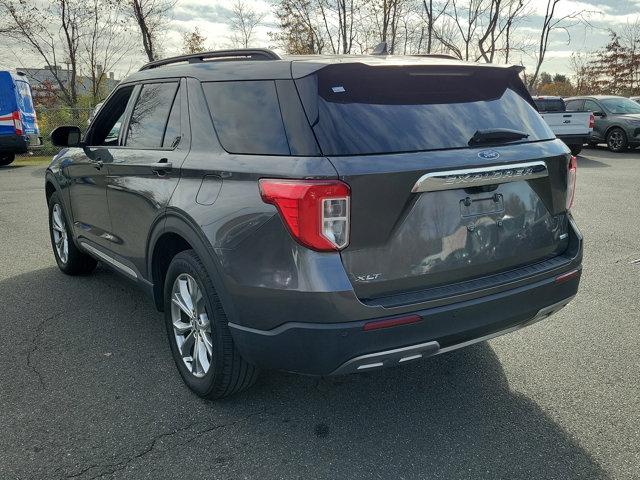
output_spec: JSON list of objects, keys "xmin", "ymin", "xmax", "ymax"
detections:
[
  {"xmin": 555, "ymin": 269, "xmax": 580, "ymax": 284},
  {"xmin": 12, "ymin": 111, "xmax": 23, "ymax": 136},
  {"xmin": 363, "ymin": 314, "xmax": 422, "ymax": 331}
]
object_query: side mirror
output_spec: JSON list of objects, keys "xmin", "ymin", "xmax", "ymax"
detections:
[
  {"xmin": 593, "ymin": 111, "xmax": 605, "ymax": 118},
  {"xmin": 51, "ymin": 126, "xmax": 82, "ymax": 147}
]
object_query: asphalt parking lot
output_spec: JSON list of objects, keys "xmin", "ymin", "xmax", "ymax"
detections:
[{"xmin": 0, "ymin": 148, "xmax": 638, "ymax": 480}]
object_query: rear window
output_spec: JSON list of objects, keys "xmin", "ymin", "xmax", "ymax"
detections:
[
  {"xmin": 15, "ymin": 81, "xmax": 35, "ymax": 113},
  {"xmin": 534, "ymin": 98, "xmax": 565, "ymax": 112},
  {"xmin": 295, "ymin": 65, "xmax": 554, "ymax": 156},
  {"xmin": 202, "ymin": 81, "xmax": 290, "ymax": 155}
]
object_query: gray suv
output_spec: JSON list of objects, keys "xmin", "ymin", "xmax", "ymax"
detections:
[
  {"xmin": 45, "ymin": 49, "xmax": 583, "ymax": 399},
  {"xmin": 565, "ymin": 95, "xmax": 640, "ymax": 152}
]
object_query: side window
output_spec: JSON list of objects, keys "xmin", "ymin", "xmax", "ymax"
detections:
[
  {"xmin": 202, "ymin": 80, "xmax": 290, "ymax": 155},
  {"xmin": 126, "ymin": 82, "xmax": 179, "ymax": 149},
  {"xmin": 564, "ymin": 99, "xmax": 582, "ymax": 111},
  {"xmin": 584, "ymin": 100, "xmax": 603, "ymax": 114},
  {"xmin": 162, "ymin": 88, "xmax": 181, "ymax": 148},
  {"xmin": 89, "ymin": 86, "xmax": 134, "ymax": 147}
]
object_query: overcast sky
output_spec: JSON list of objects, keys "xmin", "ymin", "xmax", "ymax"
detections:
[{"xmin": 1, "ymin": 0, "xmax": 639, "ymax": 79}]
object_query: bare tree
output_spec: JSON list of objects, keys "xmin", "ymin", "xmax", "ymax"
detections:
[
  {"xmin": 422, "ymin": 0, "xmax": 449, "ymax": 53},
  {"xmin": 129, "ymin": 0, "xmax": 175, "ymax": 61},
  {"xmin": 229, "ymin": 0, "xmax": 265, "ymax": 49},
  {"xmin": 501, "ymin": 0, "xmax": 528, "ymax": 63},
  {"xmin": 0, "ymin": 0, "xmax": 86, "ymax": 107},
  {"xmin": 83, "ymin": 0, "xmax": 133, "ymax": 104},
  {"xmin": 374, "ymin": 0, "xmax": 404, "ymax": 53},
  {"xmin": 446, "ymin": 0, "xmax": 487, "ymax": 60},
  {"xmin": 528, "ymin": 0, "xmax": 590, "ymax": 90}
]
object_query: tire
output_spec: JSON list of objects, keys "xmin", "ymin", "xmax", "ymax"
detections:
[
  {"xmin": 606, "ymin": 128, "xmax": 628, "ymax": 153},
  {"xmin": 48, "ymin": 191, "xmax": 97, "ymax": 275},
  {"xmin": 164, "ymin": 249, "xmax": 259, "ymax": 399},
  {"xmin": 569, "ymin": 145, "xmax": 582, "ymax": 156},
  {"xmin": 0, "ymin": 153, "xmax": 15, "ymax": 166}
]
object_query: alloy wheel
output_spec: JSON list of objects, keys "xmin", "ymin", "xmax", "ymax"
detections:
[
  {"xmin": 51, "ymin": 204, "xmax": 69, "ymax": 264},
  {"xmin": 608, "ymin": 130, "xmax": 625, "ymax": 151},
  {"xmin": 170, "ymin": 273, "xmax": 213, "ymax": 378}
]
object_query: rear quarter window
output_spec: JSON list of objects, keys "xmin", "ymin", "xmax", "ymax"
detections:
[
  {"xmin": 202, "ymin": 81, "xmax": 290, "ymax": 155},
  {"xmin": 15, "ymin": 81, "xmax": 35, "ymax": 113},
  {"xmin": 534, "ymin": 99, "xmax": 565, "ymax": 112}
]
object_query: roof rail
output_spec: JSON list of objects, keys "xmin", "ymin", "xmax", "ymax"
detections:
[
  {"xmin": 139, "ymin": 49, "xmax": 282, "ymax": 71},
  {"xmin": 411, "ymin": 53, "xmax": 460, "ymax": 60}
]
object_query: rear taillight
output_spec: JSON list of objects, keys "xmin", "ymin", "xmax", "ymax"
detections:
[
  {"xmin": 12, "ymin": 111, "xmax": 23, "ymax": 136},
  {"xmin": 259, "ymin": 179, "xmax": 350, "ymax": 251},
  {"xmin": 566, "ymin": 155, "xmax": 577, "ymax": 210},
  {"xmin": 588, "ymin": 113, "xmax": 595, "ymax": 129}
]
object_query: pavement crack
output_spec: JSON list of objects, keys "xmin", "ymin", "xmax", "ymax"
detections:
[
  {"xmin": 63, "ymin": 411, "xmax": 265, "ymax": 479},
  {"xmin": 27, "ymin": 310, "xmax": 64, "ymax": 389}
]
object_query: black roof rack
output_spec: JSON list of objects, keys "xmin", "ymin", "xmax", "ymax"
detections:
[
  {"xmin": 411, "ymin": 53, "xmax": 460, "ymax": 60},
  {"xmin": 139, "ymin": 49, "xmax": 282, "ymax": 71}
]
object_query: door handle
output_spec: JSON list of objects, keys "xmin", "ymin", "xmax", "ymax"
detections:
[
  {"xmin": 150, "ymin": 161, "xmax": 172, "ymax": 176},
  {"xmin": 91, "ymin": 159, "xmax": 103, "ymax": 169}
]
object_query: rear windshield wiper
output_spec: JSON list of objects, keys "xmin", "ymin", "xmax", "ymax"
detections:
[{"xmin": 468, "ymin": 128, "xmax": 529, "ymax": 146}]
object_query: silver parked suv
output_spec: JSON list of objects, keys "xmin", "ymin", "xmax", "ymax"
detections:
[{"xmin": 566, "ymin": 95, "xmax": 640, "ymax": 152}]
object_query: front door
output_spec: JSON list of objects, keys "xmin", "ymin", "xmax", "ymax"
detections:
[
  {"xmin": 66, "ymin": 85, "xmax": 135, "ymax": 250},
  {"xmin": 106, "ymin": 79, "xmax": 189, "ymax": 276}
]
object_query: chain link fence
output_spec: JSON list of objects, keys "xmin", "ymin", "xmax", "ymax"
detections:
[{"xmin": 18, "ymin": 107, "xmax": 94, "ymax": 158}]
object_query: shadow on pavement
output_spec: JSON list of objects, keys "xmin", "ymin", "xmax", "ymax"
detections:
[
  {"xmin": 0, "ymin": 266, "xmax": 610, "ymax": 480},
  {"xmin": 576, "ymin": 155, "xmax": 610, "ymax": 168}
]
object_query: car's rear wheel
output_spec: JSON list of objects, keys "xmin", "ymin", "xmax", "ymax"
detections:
[
  {"xmin": 164, "ymin": 250, "xmax": 259, "ymax": 399},
  {"xmin": 0, "ymin": 153, "xmax": 15, "ymax": 166},
  {"xmin": 48, "ymin": 192, "xmax": 98, "ymax": 275},
  {"xmin": 569, "ymin": 145, "xmax": 583, "ymax": 156},
  {"xmin": 606, "ymin": 128, "xmax": 628, "ymax": 152}
]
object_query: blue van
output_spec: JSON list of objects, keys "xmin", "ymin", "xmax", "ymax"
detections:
[{"xmin": 0, "ymin": 71, "xmax": 41, "ymax": 166}]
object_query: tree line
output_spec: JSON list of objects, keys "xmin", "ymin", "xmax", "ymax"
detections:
[
  {"xmin": 2, "ymin": 0, "xmax": 623, "ymax": 109},
  {"xmin": 531, "ymin": 22, "xmax": 640, "ymax": 97}
]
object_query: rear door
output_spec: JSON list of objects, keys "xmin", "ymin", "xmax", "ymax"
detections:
[
  {"xmin": 14, "ymin": 79, "xmax": 40, "ymax": 146},
  {"xmin": 0, "ymin": 72, "xmax": 18, "ymax": 144},
  {"xmin": 295, "ymin": 64, "xmax": 570, "ymax": 300},
  {"xmin": 105, "ymin": 79, "xmax": 188, "ymax": 276}
]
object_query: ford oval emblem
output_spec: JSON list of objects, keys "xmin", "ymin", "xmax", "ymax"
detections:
[{"xmin": 478, "ymin": 150, "xmax": 500, "ymax": 160}]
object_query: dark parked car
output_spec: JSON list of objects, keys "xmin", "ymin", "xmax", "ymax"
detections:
[
  {"xmin": 565, "ymin": 95, "xmax": 640, "ymax": 152},
  {"xmin": 45, "ymin": 50, "xmax": 583, "ymax": 399}
]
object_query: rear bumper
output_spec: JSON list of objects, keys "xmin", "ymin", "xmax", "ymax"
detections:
[
  {"xmin": 557, "ymin": 133, "xmax": 590, "ymax": 146},
  {"xmin": 0, "ymin": 133, "xmax": 41, "ymax": 153},
  {"xmin": 229, "ymin": 269, "xmax": 581, "ymax": 375},
  {"xmin": 0, "ymin": 134, "xmax": 28, "ymax": 154}
]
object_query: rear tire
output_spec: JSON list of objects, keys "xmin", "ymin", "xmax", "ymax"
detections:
[
  {"xmin": 569, "ymin": 145, "xmax": 582, "ymax": 156},
  {"xmin": 163, "ymin": 249, "xmax": 259, "ymax": 399},
  {"xmin": 0, "ymin": 153, "xmax": 15, "ymax": 166},
  {"xmin": 606, "ymin": 128, "xmax": 628, "ymax": 153},
  {"xmin": 48, "ymin": 191, "xmax": 97, "ymax": 275}
]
